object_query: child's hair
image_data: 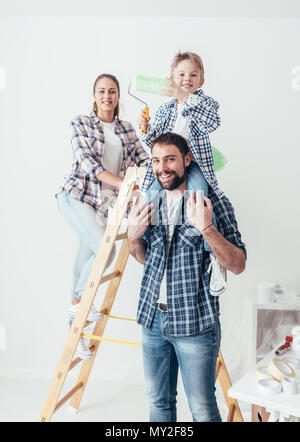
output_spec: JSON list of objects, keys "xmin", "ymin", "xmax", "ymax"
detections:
[
  {"xmin": 93, "ymin": 73, "xmax": 120, "ymax": 119},
  {"xmin": 171, "ymin": 51, "xmax": 204, "ymax": 81}
]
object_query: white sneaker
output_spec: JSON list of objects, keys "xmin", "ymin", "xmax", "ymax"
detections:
[
  {"xmin": 68, "ymin": 303, "xmax": 104, "ymax": 323},
  {"xmin": 75, "ymin": 337, "xmax": 93, "ymax": 360},
  {"xmin": 207, "ymin": 254, "xmax": 227, "ymax": 297}
]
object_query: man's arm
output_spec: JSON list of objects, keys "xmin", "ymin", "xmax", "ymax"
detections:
[
  {"xmin": 202, "ymin": 225, "xmax": 246, "ymax": 274},
  {"xmin": 128, "ymin": 238, "xmax": 147, "ymax": 264},
  {"xmin": 127, "ymin": 201, "xmax": 155, "ymax": 265},
  {"xmin": 187, "ymin": 191, "xmax": 246, "ymax": 275}
]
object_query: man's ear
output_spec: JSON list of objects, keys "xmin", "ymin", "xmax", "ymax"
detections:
[{"xmin": 185, "ymin": 152, "xmax": 192, "ymax": 167}]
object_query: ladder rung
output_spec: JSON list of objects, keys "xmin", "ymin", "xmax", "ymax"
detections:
[
  {"xmin": 68, "ymin": 345, "xmax": 96, "ymax": 371},
  {"xmin": 54, "ymin": 382, "xmax": 84, "ymax": 414},
  {"xmin": 115, "ymin": 233, "xmax": 127, "ymax": 241},
  {"xmin": 81, "ymin": 332, "xmax": 141, "ymax": 346},
  {"xmin": 99, "ymin": 270, "xmax": 121, "ymax": 285}
]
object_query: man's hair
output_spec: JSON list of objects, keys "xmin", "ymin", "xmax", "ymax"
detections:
[{"xmin": 151, "ymin": 132, "xmax": 189, "ymax": 158}]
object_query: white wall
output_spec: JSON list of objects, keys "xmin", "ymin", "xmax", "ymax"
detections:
[{"xmin": 0, "ymin": 13, "xmax": 300, "ymax": 394}]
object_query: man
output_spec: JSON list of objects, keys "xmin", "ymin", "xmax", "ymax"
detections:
[{"xmin": 127, "ymin": 132, "xmax": 246, "ymax": 422}]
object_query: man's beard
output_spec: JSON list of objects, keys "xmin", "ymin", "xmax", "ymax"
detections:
[{"xmin": 156, "ymin": 170, "xmax": 186, "ymax": 191}]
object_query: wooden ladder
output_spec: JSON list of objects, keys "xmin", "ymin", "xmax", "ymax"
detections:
[{"xmin": 38, "ymin": 166, "xmax": 243, "ymax": 422}]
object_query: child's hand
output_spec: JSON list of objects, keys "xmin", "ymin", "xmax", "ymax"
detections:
[
  {"xmin": 162, "ymin": 78, "xmax": 189, "ymax": 104},
  {"xmin": 138, "ymin": 109, "xmax": 150, "ymax": 131}
]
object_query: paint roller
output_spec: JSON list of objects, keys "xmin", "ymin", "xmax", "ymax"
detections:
[{"xmin": 128, "ymin": 75, "xmax": 169, "ymax": 133}]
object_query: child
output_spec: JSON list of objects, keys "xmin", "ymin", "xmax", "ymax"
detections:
[{"xmin": 138, "ymin": 51, "xmax": 226, "ymax": 295}]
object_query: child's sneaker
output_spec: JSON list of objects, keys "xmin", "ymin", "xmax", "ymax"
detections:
[
  {"xmin": 68, "ymin": 303, "xmax": 104, "ymax": 323},
  {"xmin": 207, "ymin": 254, "xmax": 227, "ymax": 296},
  {"xmin": 75, "ymin": 337, "xmax": 93, "ymax": 360}
]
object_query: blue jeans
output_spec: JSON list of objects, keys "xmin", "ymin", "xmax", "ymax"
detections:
[
  {"xmin": 147, "ymin": 161, "xmax": 217, "ymax": 252},
  {"xmin": 56, "ymin": 192, "xmax": 116, "ymax": 307},
  {"xmin": 142, "ymin": 310, "xmax": 221, "ymax": 422}
]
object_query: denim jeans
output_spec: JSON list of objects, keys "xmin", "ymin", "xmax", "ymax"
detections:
[
  {"xmin": 142, "ymin": 309, "xmax": 222, "ymax": 422},
  {"xmin": 56, "ymin": 192, "xmax": 116, "ymax": 306},
  {"xmin": 146, "ymin": 161, "xmax": 217, "ymax": 252}
]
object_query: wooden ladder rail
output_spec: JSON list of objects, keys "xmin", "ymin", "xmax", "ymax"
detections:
[
  {"xmin": 215, "ymin": 351, "xmax": 244, "ymax": 422},
  {"xmin": 38, "ymin": 167, "xmax": 145, "ymax": 422},
  {"xmin": 68, "ymin": 237, "xmax": 131, "ymax": 412}
]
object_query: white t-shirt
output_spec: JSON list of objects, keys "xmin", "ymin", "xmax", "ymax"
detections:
[
  {"xmin": 157, "ymin": 192, "xmax": 183, "ymax": 305},
  {"xmin": 100, "ymin": 121, "xmax": 123, "ymax": 192},
  {"xmin": 172, "ymin": 103, "xmax": 196, "ymax": 162}
]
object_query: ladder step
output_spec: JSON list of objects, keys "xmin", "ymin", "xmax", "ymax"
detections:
[
  {"xmin": 115, "ymin": 233, "xmax": 127, "ymax": 241},
  {"xmin": 54, "ymin": 382, "xmax": 84, "ymax": 414},
  {"xmin": 69, "ymin": 345, "xmax": 96, "ymax": 371},
  {"xmin": 99, "ymin": 270, "xmax": 121, "ymax": 285},
  {"xmin": 81, "ymin": 332, "xmax": 141, "ymax": 346}
]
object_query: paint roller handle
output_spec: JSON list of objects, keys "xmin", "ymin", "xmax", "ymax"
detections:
[{"xmin": 139, "ymin": 106, "xmax": 150, "ymax": 134}]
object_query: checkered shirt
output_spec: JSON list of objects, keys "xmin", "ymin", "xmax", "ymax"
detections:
[
  {"xmin": 141, "ymin": 89, "xmax": 223, "ymax": 197},
  {"xmin": 136, "ymin": 188, "xmax": 247, "ymax": 336},
  {"xmin": 60, "ymin": 112, "xmax": 149, "ymax": 216}
]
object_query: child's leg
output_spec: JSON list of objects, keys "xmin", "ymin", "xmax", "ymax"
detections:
[
  {"xmin": 187, "ymin": 161, "xmax": 208, "ymax": 195},
  {"xmin": 187, "ymin": 161, "xmax": 217, "ymax": 252}
]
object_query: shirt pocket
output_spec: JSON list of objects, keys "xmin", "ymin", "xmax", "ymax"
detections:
[
  {"xmin": 149, "ymin": 225, "xmax": 165, "ymax": 249},
  {"xmin": 177, "ymin": 224, "xmax": 202, "ymax": 248}
]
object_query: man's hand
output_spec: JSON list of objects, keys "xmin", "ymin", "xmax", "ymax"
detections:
[
  {"xmin": 127, "ymin": 201, "xmax": 155, "ymax": 264},
  {"xmin": 187, "ymin": 191, "xmax": 246, "ymax": 274},
  {"xmin": 128, "ymin": 201, "xmax": 155, "ymax": 241},
  {"xmin": 162, "ymin": 78, "xmax": 189, "ymax": 103},
  {"xmin": 186, "ymin": 191, "xmax": 213, "ymax": 233}
]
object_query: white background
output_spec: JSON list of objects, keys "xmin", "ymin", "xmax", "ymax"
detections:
[{"xmin": 0, "ymin": 0, "xmax": 300, "ymax": 420}]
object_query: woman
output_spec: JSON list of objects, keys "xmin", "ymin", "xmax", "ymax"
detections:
[{"xmin": 56, "ymin": 73, "xmax": 149, "ymax": 359}]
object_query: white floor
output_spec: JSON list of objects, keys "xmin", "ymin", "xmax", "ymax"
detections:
[{"xmin": 0, "ymin": 377, "xmax": 251, "ymax": 422}]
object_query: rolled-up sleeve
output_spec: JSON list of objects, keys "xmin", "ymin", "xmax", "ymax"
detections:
[
  {"xmin": 186, "ymin": 90, "xmax": 221, "ymax": 134},
  {"xmin": 124, "ymin": 123, "xmax": 150, "ymax": 168},
  {"xmin": 209, "ymin": 188, "xmax": 247, "ymax": 259},
  {"xmin": 71, "ymin": 119, "xmax": 105, "ymax": 178}
]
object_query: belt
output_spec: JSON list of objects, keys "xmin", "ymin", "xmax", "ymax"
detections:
[{"xmin": 157, "ymin": 303, "xmax": 168, "ymax": 312}]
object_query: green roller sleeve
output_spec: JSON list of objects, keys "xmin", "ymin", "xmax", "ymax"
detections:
[{"xmin": 135, "ymin": 75, "xmax": 168, "ymax": 96}]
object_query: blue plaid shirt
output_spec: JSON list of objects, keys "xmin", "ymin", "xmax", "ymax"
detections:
[
  {"xmin": 141, "ymin": 89, "xmax": 223, "ymax": 197},
  {"xmin": 136, "ymin": 188, "xmax": 246, "ymax": 336}
]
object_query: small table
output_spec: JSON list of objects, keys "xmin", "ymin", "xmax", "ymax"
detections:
[{"xmin": 228, "ymin": 346, "xmax": 300, "ymax": 422}]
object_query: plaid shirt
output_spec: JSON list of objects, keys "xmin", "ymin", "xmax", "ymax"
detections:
[
  {"xmin": 60, "ymin": 112, "xmax": 149, "ymax": 216},
  {"xmin": 137, "ymin": 188, "xmax": 246, "ymax": 336},
  {"xmin": 141, "ymin": 89, "xmax": 223, "ymax": 197}
]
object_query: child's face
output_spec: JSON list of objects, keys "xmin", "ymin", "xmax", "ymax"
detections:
[{"xmin": 172, "ymin": 60, "xmax": 204, "ymax": 94}]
